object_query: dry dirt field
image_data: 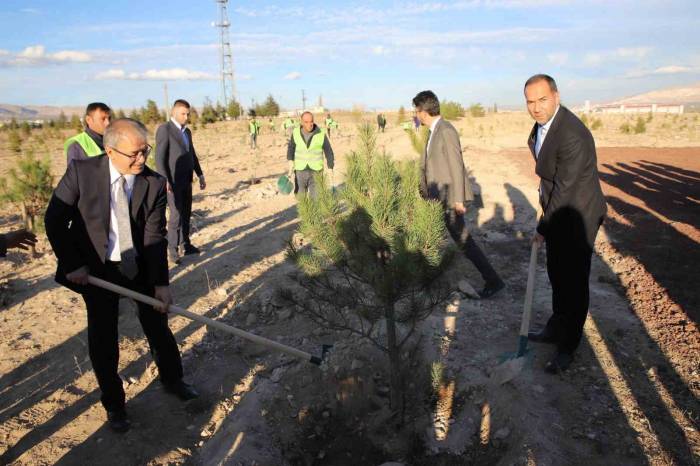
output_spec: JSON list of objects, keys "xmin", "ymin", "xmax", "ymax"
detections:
[{"xmin": 0, "ymin": 111, "xmax": 698, "ymax": 465}]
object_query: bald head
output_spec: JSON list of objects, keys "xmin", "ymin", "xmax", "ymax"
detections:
[{"xmin": 301, "ymin": 111, "xmax": 314, "ymax": 133}]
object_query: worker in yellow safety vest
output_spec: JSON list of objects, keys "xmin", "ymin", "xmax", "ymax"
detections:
[
  {"xmin": 286, "ymin": 111, "xmax": 334, "ymax": 197},
  {"xmin": 64, "ymin": 102, "xmax": 111, "ymax": 167}
]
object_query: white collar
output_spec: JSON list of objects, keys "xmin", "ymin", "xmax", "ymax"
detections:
[
  {"xmin": 429, "ymin": 116, "xmax": 442, "ymax": 133},
  {"xmin": 108, "ymin": 158, "xmax": 136, "ymax": 188},
  {"xmin": 171, "ymin": 117, "xmax": 186, "ymax": 131},
  {"xmin": 539, "ymin": 105, "xmax": 560, "ymax": 132}
]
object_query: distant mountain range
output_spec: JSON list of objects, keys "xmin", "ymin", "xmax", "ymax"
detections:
[
  {"xmin": 611, "ymin": 82, "xmax": 700, "ymax": 106},
  {"xmin": 0, "ymin": 104, "xmax": 84, "ymax": 121}
]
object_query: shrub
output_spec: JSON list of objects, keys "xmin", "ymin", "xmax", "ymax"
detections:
[
  {"xmin": 441, "ymin": 101, "xmax": 465, "ymax": 120},
  {"xmin": 620, "ymin": 122, "xmax": 632, "ymax": 134},
  {"xmin": 634, "ymin": 116, "xmax": 646, "ymax": 134},
  {"xmin": 468, "ymin": 103, "xmax": 485, "ymax": 118}
]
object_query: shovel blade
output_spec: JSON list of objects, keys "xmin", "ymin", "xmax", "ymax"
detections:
[{"xmin": 490, "ymin": 357, "xmax": 526, "ymax": 385}]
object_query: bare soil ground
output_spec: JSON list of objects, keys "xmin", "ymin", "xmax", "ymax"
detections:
[{"xmin": 0, "ymin": 112, "xmax": 698, "ymax": 465}]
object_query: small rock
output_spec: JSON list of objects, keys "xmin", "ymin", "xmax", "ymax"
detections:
[
  {"xmin": 216, "ymin": 287, "xmax": 227, "ymax": 297},
  {"xmin": 246, "ymin": 313, "xmax": 257, "ymax": 326},
  {"xmin": 277, "ymin": 308, "xmax": 293, "ymax": 320},
  {"xmin": 533, "ymin": 384, "xmax": 545, "ymax": 394},
  {"xmin": 200, "ymin": 429, "xmax": 210, "ymax": 437},
  {"xmin": 494, "ymin": 427, "xmax": 510, "ymax": 440},
  {"xmin": 458, "ymin": 280, "xmax": 480, "ymax": 299},
  {"xmin": 322, "ymin": 410, "xmax": 330, "ymax": 418},
  {"xmin": 376, "ymin": 385, "xmax": 390, "ymax": 397},
  {"xmin": 270, "ymin": 367, "xmax": 285, "ymax": 383},
  {"xmin": 186, "ymin": 424, "xmax": 195, "ymax": 431},
  {"xmin": 96, "ymin": 437, "xmax": 103, "ymax": 444},
  {"xmin": 197, "ymin": 441, "xmax": 204, "ymax": 447},
  {"xmin": 351, "ymin": 359, "xmax": 364, "ymax": 370}
]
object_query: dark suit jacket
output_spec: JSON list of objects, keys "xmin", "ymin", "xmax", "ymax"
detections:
[
  {"xmin": 44, "ymin": 155, "xmax": 169, "ymax": 294},
  {"xmin": 528, "ymin": 106, "xmax": 607, "ymax": 247},
  {"xmin": 155, "ymin": 121, "xmax": 203, "ymax": 187},
  {"xmin": 420, "ymin": 118, "xmax": 474, "ymax": 207}
]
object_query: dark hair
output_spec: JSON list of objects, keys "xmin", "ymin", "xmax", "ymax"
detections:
[
  {"xmin": 412, "ymin": 90, "xmax": 440, "ymax": 116},
  {"xmin": 173, "ymin": 99, "xmax": 190, "ymax": 109},
  {"xmin": 85, "ymin": 102, "xmax": 111, "ymax": 117},
  {"xmin": 524, "ymin": 74, "xmax": 558, "ymax": 93}
]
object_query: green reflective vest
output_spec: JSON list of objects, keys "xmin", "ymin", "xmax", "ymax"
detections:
[
  {"xmin": 293, "ymin": 127, "xmax": 325, "ymax": 171},
  {"xmin": 283, "ymin": 118, "xmax": 295, "ymax": 129},
  {"xmin": 63, "ymin": 131, "xmax": 102, "ymax": 158},
  {"xmin": 325, "ymin": 118, "xmax": 338, "ymax": 128},
  {"xmin": 249, "ymin": 120, "xmax": 259, "ymax": 134}
]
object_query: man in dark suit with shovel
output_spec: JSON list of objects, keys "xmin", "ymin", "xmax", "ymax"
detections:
[
  {"xmin": 45, "ymin": 118, "xmax": 198, "ymax": 433},
  {"xmin": 524, "ymin": 74, "xmax": 607, "ymax": 374}
]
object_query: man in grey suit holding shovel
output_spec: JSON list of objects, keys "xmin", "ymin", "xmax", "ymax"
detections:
[{"xmin": 413, "ymin": 90, "xmax": 504, "ymax": 298}]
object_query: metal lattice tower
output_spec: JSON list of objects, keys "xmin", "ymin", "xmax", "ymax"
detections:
[{"xmin": 214, "ymin": 0, "xmax": 237, "ymax": 114}]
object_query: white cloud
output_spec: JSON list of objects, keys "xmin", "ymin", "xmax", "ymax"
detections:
[
  {"xmin": 95, "ymin": 67, "xmax": 217, "ymax": 81},
  {"xmin": 547, "ymin": 52, "xmax": 568, "ymax": 66},
  {"xmin": 284, "ymin": 71, "xmax": 302, "ymax": 80},
  {"xmin": 584, "ymin": 46, "xmax": 652, "ymax": 67},
  {"xmin": 372, "ymin": 45, "xmax": 390, "ymax": 56},
  {"xmin": 95, "ymin": 69, "xmax": 126, "ymax": 80},
  {"xmin": 20, "ymin": 8, "xmax": 40, "ymax": 14},
  {"xmin": 238, "ymin": 74, "xmax": 253, "ymax": 80},
  {"xmin": 625, "ymin": 64, "xmax": 697, "ymax": 78},
  {"xmin": 1, "ymin": 44, "xmax": 94, "ymax": 66}
]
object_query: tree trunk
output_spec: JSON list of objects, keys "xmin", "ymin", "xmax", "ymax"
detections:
[{"xmin": 385, "ymin": 303, "xmax": 404, "ymax": 417}]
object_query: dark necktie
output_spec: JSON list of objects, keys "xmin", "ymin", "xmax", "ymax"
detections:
[
  {"xmin": 181, "ymin": 128, "xmax": 189, "ymax": 151},
  {"xmin": 116, "ymin": 176, "xmax": 138, "ymax": 279}
]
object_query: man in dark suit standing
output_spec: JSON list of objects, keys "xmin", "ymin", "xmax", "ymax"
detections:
[
  {"xmin": 524, "ymin": 75, "xmax": 607, "ymax": 374},
  {"xmin": 45, "ymin": 118, "xmax": 198, "ymax": 433},
  {"xmin": 155, "ymin": 99, "xmax": 205, "ymax": 265},
  {"xmin": 413, "ymin": 90, "xmax": 505, "ymax": 298}
]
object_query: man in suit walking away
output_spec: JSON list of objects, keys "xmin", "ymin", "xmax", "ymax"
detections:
[
  {"xmin": 524, "ymin": 75, "xmax": 607, "ymax": 374},
  {"xmin": 413, "ymin": 90, "xmax": 505, "ymax": 299},
  {"xmin": 155, "ymin": 99, "xmax": 206, "ymax": 266},
  {"xmin": 45, "ymin": 118, "xmax": 198, "ymax": 433},
  {"xmin": 64, "ymin": 102, "xmax": 111, "ymax": 166}
]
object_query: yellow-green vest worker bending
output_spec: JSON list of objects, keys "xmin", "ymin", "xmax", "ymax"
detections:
[{"xmin": 287, "ymin": 111, "xmax": 334, "ymax": 197}]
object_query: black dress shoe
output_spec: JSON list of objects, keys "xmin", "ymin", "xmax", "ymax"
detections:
[
  {"xmin": 182, "ymin": 244, "xmax": 200, "ymax": 255},
  {"xmin": 544, "ymin": 352, "xmax": 574, "ymax": 374},
  {"xmin": 479, "ymin": 280, "xmax": 505, "ymax": 299},
  {"xmin": 107, "ymin": 409, "xmax": 131, "ymax": 433},
  {"xmin": 164, "ymin": 381, "xmax": 199, "ymax": 401},
  {"xmin": 528, "ymin": 328, "xmax": 558, "ymax": 345}
]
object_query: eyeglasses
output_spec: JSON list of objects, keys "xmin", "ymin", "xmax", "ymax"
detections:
[{"xmin": 110, "ymin": 144, "xmax": 152, "ymax": 160}]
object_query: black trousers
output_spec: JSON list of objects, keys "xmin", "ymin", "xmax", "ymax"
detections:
[
  {"xmin": 543, "ymin": 223, "xmax": 596, "ymax": 354},
  {"xmin": 444, "ymin": 209, "xmax": 501, "ymax": 284},
  {"xmin": 167, "ymin": 183, "xmax": 193, "ymax": 256},
  {"xmin": 82, "ymin": 262, "xmax": 183, "ymax": 412}
]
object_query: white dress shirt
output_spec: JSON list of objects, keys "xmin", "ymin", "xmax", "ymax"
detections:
[
  {"xmin": 426, "ymin": 116, "xmax": 442, "ymax": 154},
  {"xmin": 535, "ymin": 105, "xmax": 560, "ymax": 158},
  {"xmin": 107, "ymin": 159, "xmax": 136, "ymax": 261}
]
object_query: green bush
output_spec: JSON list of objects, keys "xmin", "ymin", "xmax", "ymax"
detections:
[
  {"xmin": 468, "ymin": 103, "xmax": 485, "ymax": 118},
  {"xmin": 620, "ymin": 122, "xmax": 632, "ymax": 134},
  {"xmin": 441, "ymin": 101, "xmax": 465, "ymax": 120},
  {"xmin": 634, "ymin": 116, "xmax": 646, "ymax": 134},
  {"xmin": 591, "ymin": 118, "xmax": 603, "ymax": 130}
]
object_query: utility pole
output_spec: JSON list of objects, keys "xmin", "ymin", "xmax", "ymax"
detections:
[
  {"xmin": 302, "ymin": 89, "xmax": 307, "ymax": 111},
  {"xmin": 163, "ymin": 82, "xmax": 169, "ymax": 112},
  {"xmin": 214, "ymin": 0, "xmax": 237, "ymax": 116}
]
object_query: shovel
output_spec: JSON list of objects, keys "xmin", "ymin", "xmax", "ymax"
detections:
[
  {"xmin": 490, "ymin": 241, "xmax": 538, "ymax": 385},
  {"xmin": 87, "ymin": 275, "xmax": 331, "ymax": 365}
]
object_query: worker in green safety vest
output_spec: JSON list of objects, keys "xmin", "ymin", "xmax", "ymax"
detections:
[
  {"xmin": 64, "ymin": 102, "xmax": 111, "ymax": 167},
  {"xmin": 282, "ymin": 117, "xmax": 295, "ymax": 138},
  {"xmin": 324, "ymin": 113, "xmax": 338, "ymax": 139},
  {"xmin": 249, "ymin": 116, "xmax": 261, "ymax": 149},
  {"xmin": 286, "ymin": 111, "xmax": 334, "ymax": 198}
]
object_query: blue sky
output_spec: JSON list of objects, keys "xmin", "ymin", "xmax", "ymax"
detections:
[{"xmin": 1, "ymin": 0, "xmax": 698, "ymax": 110}]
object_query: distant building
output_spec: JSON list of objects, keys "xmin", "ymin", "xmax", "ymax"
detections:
[
  {"xmin": 279, "ymin": 106, "xmax": 326, "ymax": 117},
  {"xmin": 579, "ymin": 100, "xmax": 684, "ymax": 114}
]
